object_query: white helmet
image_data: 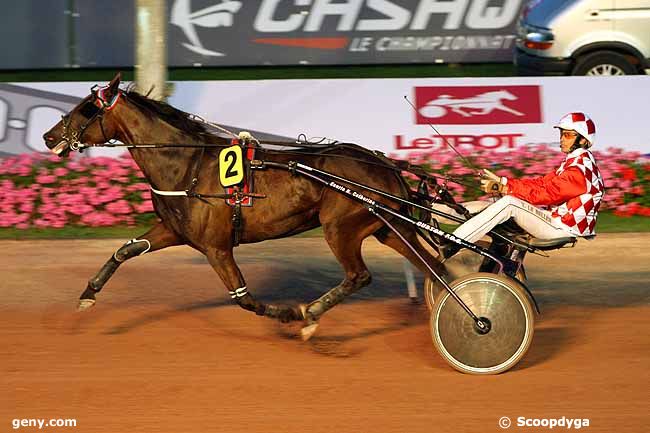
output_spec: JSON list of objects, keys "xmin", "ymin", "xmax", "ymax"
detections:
[{"xmin": 554, "ymin": 112, "xmax": 596, "ymax": 147}]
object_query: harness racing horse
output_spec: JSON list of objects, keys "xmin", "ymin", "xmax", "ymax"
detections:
[
  {"xmin": 42, "ymin": 75, "xmax": 445, "ymax": 339},
  {"xmin": 420, "ymin": 90, "xmax": 524, "ymax": 118}
]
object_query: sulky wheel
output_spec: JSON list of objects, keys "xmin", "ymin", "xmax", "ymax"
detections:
[
  {"xmin": 430, "ymin": 272, "xmax": 535, "ymax": 374},
  {"xmin": 424, "ymin": 248, "xmax": 485, "ymax": 311},
  {"xmin": 424, "ymin": 250, "xmax": 527, "ymax": 311}
]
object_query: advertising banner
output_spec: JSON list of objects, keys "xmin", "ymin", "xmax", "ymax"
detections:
[
  {"xmin": 0, "ymin": 0, "xmax": 526, "ymax": 69},
  {"xmin": 8, "ymin": 76, "xmax": 650, "ymax": 159},
  {"xmin": 163, "ymin": 0, "xmax": 526, "ymax": 66},
  {"xmin": 0, "ymin": 84, "xmax": 80, "ymax": 158},
  {"xmin": 170, "ymin": 76, "xmax": 650, "ymax": 156},
  {"xmin": 0, "ymin": 0, "xmax": 70, "ymax": 69}
]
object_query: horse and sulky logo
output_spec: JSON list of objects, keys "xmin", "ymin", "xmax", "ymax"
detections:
[
  {"xmin": 171, "ymin": 0, "xmax": 242, "ymax": 57},
  {"xmin": 414, "ymin": 85, "xmax": 542, "ymax": 125},
  {"xmin": 394, "ymin": 85, "xmax": 542, "ymax": 152}
]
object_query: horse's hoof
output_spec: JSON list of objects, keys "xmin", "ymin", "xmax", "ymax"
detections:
[
  {"xmin": 300, "ymin": 323, "xmax": 319, "ymax": 341},
  {"xmin": 77, "ymin": 298, "xmax": 96, "ymax": 312}
]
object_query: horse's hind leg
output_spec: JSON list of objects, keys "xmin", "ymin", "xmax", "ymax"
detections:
[
  {"xmin": 205, "ymin": 247, "xmax": 303, "ymax": 323},
  {"xmin": 374, "ymin": 221, "xmax": 445, "ymax": 279},
  {"xmin": 78, "ymin": 222, "xmax": 183, "ymax": 311},
  {"xmin": 300, "ymin": 220, "xmax": 376, "ymax": 340}
]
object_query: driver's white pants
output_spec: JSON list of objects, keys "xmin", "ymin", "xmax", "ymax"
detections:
[{"xmin": 452, "ymin": 196, "xmax": 574, "ymax": 243}]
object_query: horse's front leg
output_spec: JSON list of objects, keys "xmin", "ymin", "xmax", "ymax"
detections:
[
  {"xmin": 205, "ymin": 248, "xmax": 304, "ymax": 323},
  {"xmin": 78, "ymin": 221, "xmax": 183, "ymax": 311}
]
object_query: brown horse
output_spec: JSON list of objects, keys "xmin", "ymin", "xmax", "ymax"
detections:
[{"xmin": 42, "ymin": 74, "xmax": 445, "ymax": 339}]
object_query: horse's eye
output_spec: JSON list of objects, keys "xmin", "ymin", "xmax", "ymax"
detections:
[{"xmin": 79, "ymin": 102, "xmax": 100, "ymax": 118}]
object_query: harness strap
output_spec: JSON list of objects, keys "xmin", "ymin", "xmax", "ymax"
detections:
[
  {"xmin": 150, "ymin": 187, "xmax": 190, "ymax": 196},
  {"xmin": 150, "ymin": 186, "xmax": 265, "ymax": 200},
  {"xmin": 188, "ymin": 146, "xmax": 206, "ymax": 195},
  {"xmin": 231, "ymin": 187, "xmax": 244, "ymax": 247}
]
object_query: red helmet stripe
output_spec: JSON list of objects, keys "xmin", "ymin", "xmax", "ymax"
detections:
[
  {"xmin": 586, "ymin": 119, "xmax": 595, "ymax": 134},
  {"xmin": 571, "ymin": 112, "xmax": 586, "ymax": 122}
]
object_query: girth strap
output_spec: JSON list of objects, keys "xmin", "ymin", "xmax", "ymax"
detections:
[
  {"xmin": 232, "ymin": 187, "xmax": 243, "ymax": 247},
  {"xmin": 150, "ymin": 187, "xmax": 265, "ymax": 200}
]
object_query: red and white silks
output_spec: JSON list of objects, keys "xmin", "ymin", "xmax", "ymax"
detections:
[
  {"xmin": 551, "ymin": 149, "xmax": 604, "ymax": 235},
  {"xmin": 452, "ymin": 148, "xmax": 604, "ymax": 243}
]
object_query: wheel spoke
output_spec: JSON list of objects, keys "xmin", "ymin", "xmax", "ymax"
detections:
[{"xmin": 587, "ymin": 63, "xmax": 626, "ymax": 76}]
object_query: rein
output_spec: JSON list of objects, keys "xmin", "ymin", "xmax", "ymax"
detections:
[
  {"xmin": 75, "ymin": 139, "xmax": 476, "ymax": 212},
  {"xmin": 63, "ymin": 86, "xmax": 458, "ymax": 186},
  {"xmin": 75, "ymin": 140, "xmax": 459, "ymax": 184},
  {"xmin": 61, "ymin": 85, "xmax": 472, "ymax": 212}
]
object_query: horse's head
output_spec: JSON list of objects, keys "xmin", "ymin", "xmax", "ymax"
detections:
[
  {"xmin": 43, "ymin": 73, "xmax": 123, "ymax": 157},
  {"xmin": 494, "ymin": 90, "xmax": 517, "ymax": 101}
]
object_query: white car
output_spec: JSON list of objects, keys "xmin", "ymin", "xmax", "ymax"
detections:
[{"xmin": 514, "ymin": 0, "xmax": 650, "ymax": 75}]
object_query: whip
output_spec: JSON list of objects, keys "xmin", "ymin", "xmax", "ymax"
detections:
[{"xmin": 403, "ymin": 95, "xmax": 484, "ymax": 177}]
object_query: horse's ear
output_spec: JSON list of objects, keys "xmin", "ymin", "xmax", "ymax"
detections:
[
  {"xmin": 100, "ymin": 72, "xmax": 122, "ymax": 101},
  {"xmin": 107, "ymin": 72, "xmax": 121, "ymax": 93}
]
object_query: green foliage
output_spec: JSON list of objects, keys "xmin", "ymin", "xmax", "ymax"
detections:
[
  {"xmin": 0, "ymin": 64, "xmax": 515, "ymax": 83},
  {"xmin": 0, "ymin": 225, "xmax": 152, "ymax": 239},
  {"xmin": 0, "ymin": 211, "xmax": 647, "ymax": 240}
]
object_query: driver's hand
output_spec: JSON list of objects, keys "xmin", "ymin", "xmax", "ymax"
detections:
[
  {"xmin": 480, "ymin": 179, "xmax": 506, "ymax": 194},
  {"xmin": 482, "ymin": 168, "xmax": 501, "ymax": 182}
]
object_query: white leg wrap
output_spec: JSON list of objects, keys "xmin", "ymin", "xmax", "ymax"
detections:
[
  {"xmin": 113, "ymin": 238, "xmax": 152, "ymax": 262},
  {"xmin": 132, "ymin": 238, "xmax": 152, "ymax": 255},
  {"xmin": 229, "ymin": 286, "xmax": 248, "ymax": 299}
]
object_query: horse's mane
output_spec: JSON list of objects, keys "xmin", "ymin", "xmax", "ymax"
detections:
[
  {"xmin": 121, "ymin": 88, "xmax": 408, "ymax": 180},
  {"xmin": 121, "ymin": 88, "xmax": 415, "ymax": 196},
  {"xmin": 124, "ymin": 88, "xmax": 216, "ymax": 141}
]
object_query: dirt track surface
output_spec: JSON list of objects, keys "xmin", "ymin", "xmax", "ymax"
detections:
[{"xmin": 2, "ymin": 234, "xmax": 649, "ymax": 433}]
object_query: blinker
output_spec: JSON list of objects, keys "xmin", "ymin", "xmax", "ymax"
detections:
[{"xmin": 79, "ymin": 101, "xmax": 100, "ymax": 119}]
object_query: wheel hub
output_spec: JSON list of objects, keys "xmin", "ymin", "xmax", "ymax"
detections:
[{"xmin": 474, "ymin": 316, "xmax": 492, "ymax": 335}]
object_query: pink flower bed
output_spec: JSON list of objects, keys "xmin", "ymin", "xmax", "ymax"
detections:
[
  {"xmin": 0, "ymin": 153, "xmax": 154, "ymax": 229},
  {"xmin": 0, "ymin": 145, "xmax": 648, "ymax": 229},
  {"xmin": 390, "ymin": 144, "xmax": 650, "ymax": 218}
]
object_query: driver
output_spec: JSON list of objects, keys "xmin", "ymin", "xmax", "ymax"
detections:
[{"xmin": 443, "ymin": 112, "xmax": 605, "ymax": 258}]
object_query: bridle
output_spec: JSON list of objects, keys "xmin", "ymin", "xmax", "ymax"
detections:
[{"xmin": 61, "ymin": 84, "xmax": 121, "ymax": 151}]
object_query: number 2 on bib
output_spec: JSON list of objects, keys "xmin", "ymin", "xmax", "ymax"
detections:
[{"xmin": 219, "ymin": 145, "xmax": 244, "ymax": 187}]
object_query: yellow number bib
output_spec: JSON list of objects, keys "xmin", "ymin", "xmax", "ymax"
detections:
[{"xmin": 219, "ymin": 145, "xmax": 244, "ymax": 187}]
